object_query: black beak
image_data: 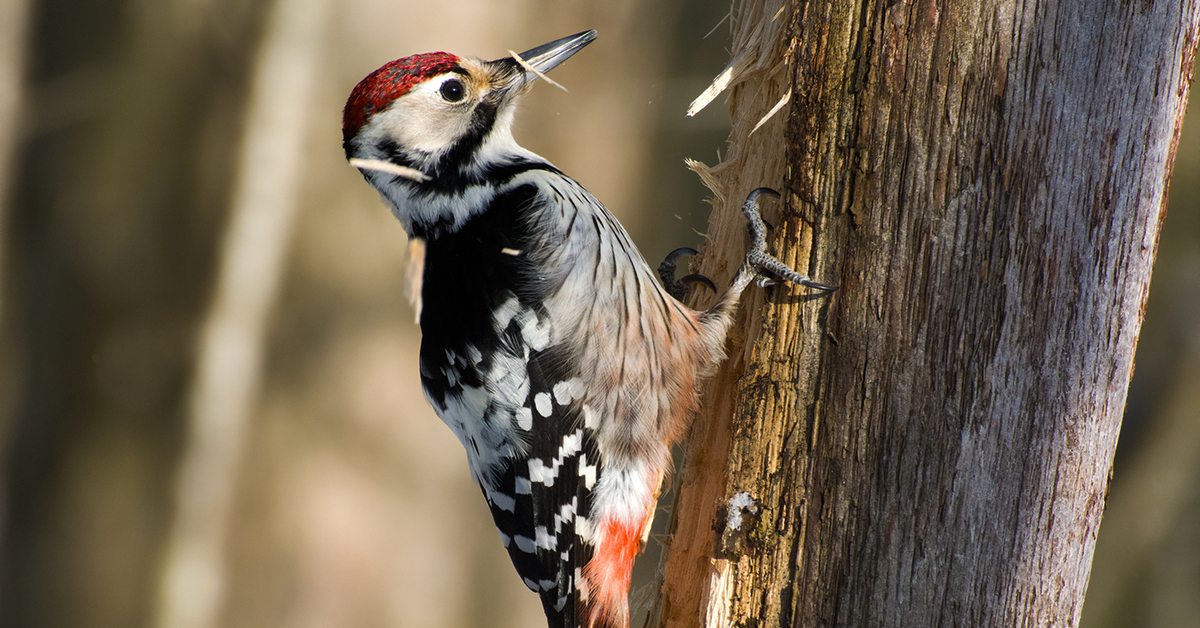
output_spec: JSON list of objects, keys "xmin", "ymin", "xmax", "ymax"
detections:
[{"xmin": 497, "ymin": 30, "xmax": 597, "ymax": 90}]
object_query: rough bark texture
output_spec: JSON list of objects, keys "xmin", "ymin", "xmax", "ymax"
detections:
[{"xmin": 653, "ymin": 0, "xmax": 1199, "ymax": 626}]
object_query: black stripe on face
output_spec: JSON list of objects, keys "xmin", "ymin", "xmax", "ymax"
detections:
[
  {"xmin": 371, "ymin": 96, "xmax": 558, "ymax": 186},
  {"xmin": 429, "ymin": 96, "xmax": 501, "ymax": 184}
]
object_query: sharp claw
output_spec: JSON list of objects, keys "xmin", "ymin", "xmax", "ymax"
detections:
[
  {"xmin": 746, "ymin": 187, "xmax": 781, "ymax": 203},
  {"xmin": 679, "ymin": 274, "xmax": 717, "ymax": 294},
  {"xmin": 663, "ymin": 247, "xmax": 699, "ymax": 264},
  {"xmin": 741, "ymin": 188, "xmax": 837, "ymax": 293},
  {"xmin": 756, "ymin": 276, "xmax": 781, "ymax": 288},
  {"xmin": 797, "ymin": 278, "xmax": 839, "ymax": 291},
  {"xmin": 659, "ymin": 247, "xmax": 703, "ymax": 301}
]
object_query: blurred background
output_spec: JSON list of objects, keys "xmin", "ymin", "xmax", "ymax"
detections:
[{"xmin": 0, "ymin": 1, "xmax": 1195, "ymax": 627}]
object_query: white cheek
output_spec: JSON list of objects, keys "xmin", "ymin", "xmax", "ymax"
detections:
[
  {"xmin": 372, "ymin": 72, "xmax": 486, "ymax": 157},
  {"xmin": 378, "ymin": 96, "xmax": 468, "ymax": 154}
]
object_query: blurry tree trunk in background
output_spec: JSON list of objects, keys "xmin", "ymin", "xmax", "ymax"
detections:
[
  {"xmin": 0, "ymin": 0, "xmax": 31, "ymax": 484},
  {"xmin": 0, "ymin": 0, "xmax": 267, "ymax": 626},
  {"xmin": 155, "ymin": 0, "xmax": 331, "ymax": 626},
  {"xmin": 652, "ymin": 0, "xmax": 1199, "ymax": 626},
  {"xmin": 0, "ymin": 0, "xmax": 30, "ymax": 313}
]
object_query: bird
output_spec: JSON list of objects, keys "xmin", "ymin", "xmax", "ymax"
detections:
[{"xmin": 341, "ymin": 29, "xmax": 835, "ymax": 628}]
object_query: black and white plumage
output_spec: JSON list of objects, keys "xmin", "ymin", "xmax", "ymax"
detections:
[{"xmin": 341, "ymin": 30, "xmax": 835, "ymax": 628}]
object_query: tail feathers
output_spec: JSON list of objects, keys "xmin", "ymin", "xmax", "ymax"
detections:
[
  {"xmin": 579, "ymin": 516, "xmax": 642, "ymax": 628},
  {"xmin": 536, "ymin": 513, "xmax": 646, "ymax": 628}
]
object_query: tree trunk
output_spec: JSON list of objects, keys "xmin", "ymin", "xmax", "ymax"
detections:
[{"xmin": 652, "ymin": 0, "xmax": 1199, "ymax": 626}]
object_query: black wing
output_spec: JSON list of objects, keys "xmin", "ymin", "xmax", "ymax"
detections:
[{"xmin": 418, "ymin": 179, "xmax": 600, "ymax": 628}]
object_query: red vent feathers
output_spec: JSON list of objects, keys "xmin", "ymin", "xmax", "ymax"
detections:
[{"xmin": 343, "ymin": 52, "xmax": 460, "ymax": 138}]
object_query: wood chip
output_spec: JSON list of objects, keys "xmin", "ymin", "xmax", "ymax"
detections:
[
  {"xmin": 508, "ymin": 49, "xmax": 569, "ymax": 92},
  {"xmin": 749, "ymin": 89, "xmax": 791, "ymax": 135},
  {"xmin": 349, "ymin": 158, "xmax": 431, "ymax": 182}
]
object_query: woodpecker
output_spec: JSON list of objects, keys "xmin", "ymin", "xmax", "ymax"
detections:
[{"xmin": 342, "ymin": 30, "xmax": 834, "ymax": 628}]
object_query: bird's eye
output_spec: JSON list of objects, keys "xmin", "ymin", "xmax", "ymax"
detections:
[{"xmin": 439, "ymin": 78, "xmax": 465, "ymax": 102}]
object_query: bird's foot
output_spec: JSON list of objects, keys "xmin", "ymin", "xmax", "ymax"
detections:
[
  {"xmin": 658, "ymin": 247, "xmax": 717, "ymax": 301},
  {"xmin": 741, "ymin": 188, "xmax": 838, "ymax": 291}
]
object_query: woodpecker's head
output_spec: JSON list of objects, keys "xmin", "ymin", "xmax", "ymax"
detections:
[{"xmin": 342, "ymin": 30, "xmax": 596, "ymax": 219}]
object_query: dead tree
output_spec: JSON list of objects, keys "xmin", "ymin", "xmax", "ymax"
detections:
[{"xmin": 651, "ymin": 0, "xmax": 1199, "ymax": 626}]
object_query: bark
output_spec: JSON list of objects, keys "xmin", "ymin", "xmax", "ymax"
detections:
[{"xmin": 652, "ymin": 0, "xmax": 1199, "ymax": 626}]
